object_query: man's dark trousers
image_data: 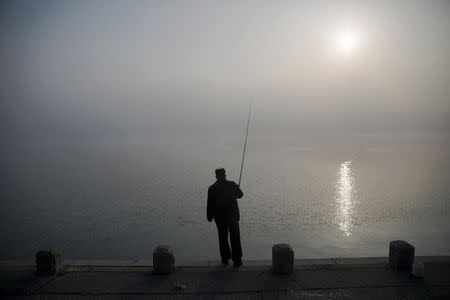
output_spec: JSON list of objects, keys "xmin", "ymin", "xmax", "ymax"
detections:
[{"xmin": 216, "ymin": 221, "xmax": 242, "ymax": 262}]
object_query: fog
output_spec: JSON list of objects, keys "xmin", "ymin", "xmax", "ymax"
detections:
[
  {"xmin": 1, "ymin": 0, "xmax": 450, "ymax": 144},
  {"xmin": 2, "ymin": 1, "xmax": 450, "ymax": 262}
]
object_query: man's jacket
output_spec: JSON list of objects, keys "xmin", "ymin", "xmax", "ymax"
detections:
[{"xmin": 207, "ymin": 179, "xmax": 244, "ymax": 224}]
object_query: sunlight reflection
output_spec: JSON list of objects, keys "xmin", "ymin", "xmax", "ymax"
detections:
[{"xmin": 334, "ymin": 161, "xmax": 355, "ymax": 236}]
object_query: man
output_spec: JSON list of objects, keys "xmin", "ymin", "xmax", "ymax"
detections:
[{"xmin": 207, "ymin": 168, "xmax": 244, "ymax": 267}]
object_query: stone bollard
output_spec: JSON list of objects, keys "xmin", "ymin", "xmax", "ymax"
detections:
[
  {"xmin": 389, "ymin": 240, "xmax": 415, "ymax": 272},
  {"xmin": 36, "ymin": 250, "xmax": 63, "ymax": 276},
  {"xmin": 153, "ymin": 245, "xmax": 175, "ymax": 274},
  {"xmin": 272, "ymin": 244, "xmax": 294, "ymax": 275}
]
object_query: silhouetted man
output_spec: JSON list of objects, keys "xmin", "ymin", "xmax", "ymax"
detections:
[{"xmin": 207, "ymin": 168, "xmax": 244, "ymax": 267}]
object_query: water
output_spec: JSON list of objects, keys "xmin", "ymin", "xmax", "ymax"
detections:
[{"xmin": 1, "ymin": 132, "xmax": 450, "ymax": 260}]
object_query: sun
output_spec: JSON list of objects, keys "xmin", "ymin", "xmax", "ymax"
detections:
[{"xmin": 336, "ymin": 31, "xmax": 359, "ymax": 54}]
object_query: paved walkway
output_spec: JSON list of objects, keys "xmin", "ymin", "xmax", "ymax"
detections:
[{"xmin": 1, "ymin": 257, "xmax": 449, "ymax": 299}]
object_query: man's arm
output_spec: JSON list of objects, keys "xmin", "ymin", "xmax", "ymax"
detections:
[
  {"xmin": 235, "ymin": 182, "xmax": 243, "ymax": 199},
  {"xmin": 207, "ymin": 187, "xmax": 214, "ymax": 222}
]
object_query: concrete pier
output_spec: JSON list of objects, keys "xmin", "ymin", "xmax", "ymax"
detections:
[{"xmin": 1, "ymin": 256, "xmax": 450, "ymax": 299}]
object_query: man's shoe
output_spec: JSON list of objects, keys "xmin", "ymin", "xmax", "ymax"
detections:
[
  {"xmin": 233, "ymin": 260, "xmax": 243, "ymax": 268},
  {"xmin": 221, "ymin": 259, "xmax": 229, "ymax": 266}
]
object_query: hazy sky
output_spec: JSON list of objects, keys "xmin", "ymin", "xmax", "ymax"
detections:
[{"xmin": 1, "ymin": 0, "xmax": 450, "ymax": 142}]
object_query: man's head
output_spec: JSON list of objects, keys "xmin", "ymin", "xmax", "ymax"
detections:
[{"xmin": 215, "ymin": 168, "xmax": 226, "ymax": 180}]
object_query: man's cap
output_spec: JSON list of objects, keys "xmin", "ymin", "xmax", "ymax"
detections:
[{"xmin": 215, "ymin": 168, "xmax": 226, "ymax": 176}]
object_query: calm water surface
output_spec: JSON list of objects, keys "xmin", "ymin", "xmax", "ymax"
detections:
[{"xmin": 1, "ymin": 132, "xmax": 449, "ymax": 260}]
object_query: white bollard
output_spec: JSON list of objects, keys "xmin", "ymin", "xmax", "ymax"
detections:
[{"xmin": 412, "ymin": 262, "xmax": 424, "ymax": 278}]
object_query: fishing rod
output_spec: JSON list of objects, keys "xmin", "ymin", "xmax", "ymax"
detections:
[{"xmin": 238, "ymin": 102, "xmax": 252, "ymax": 187}]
